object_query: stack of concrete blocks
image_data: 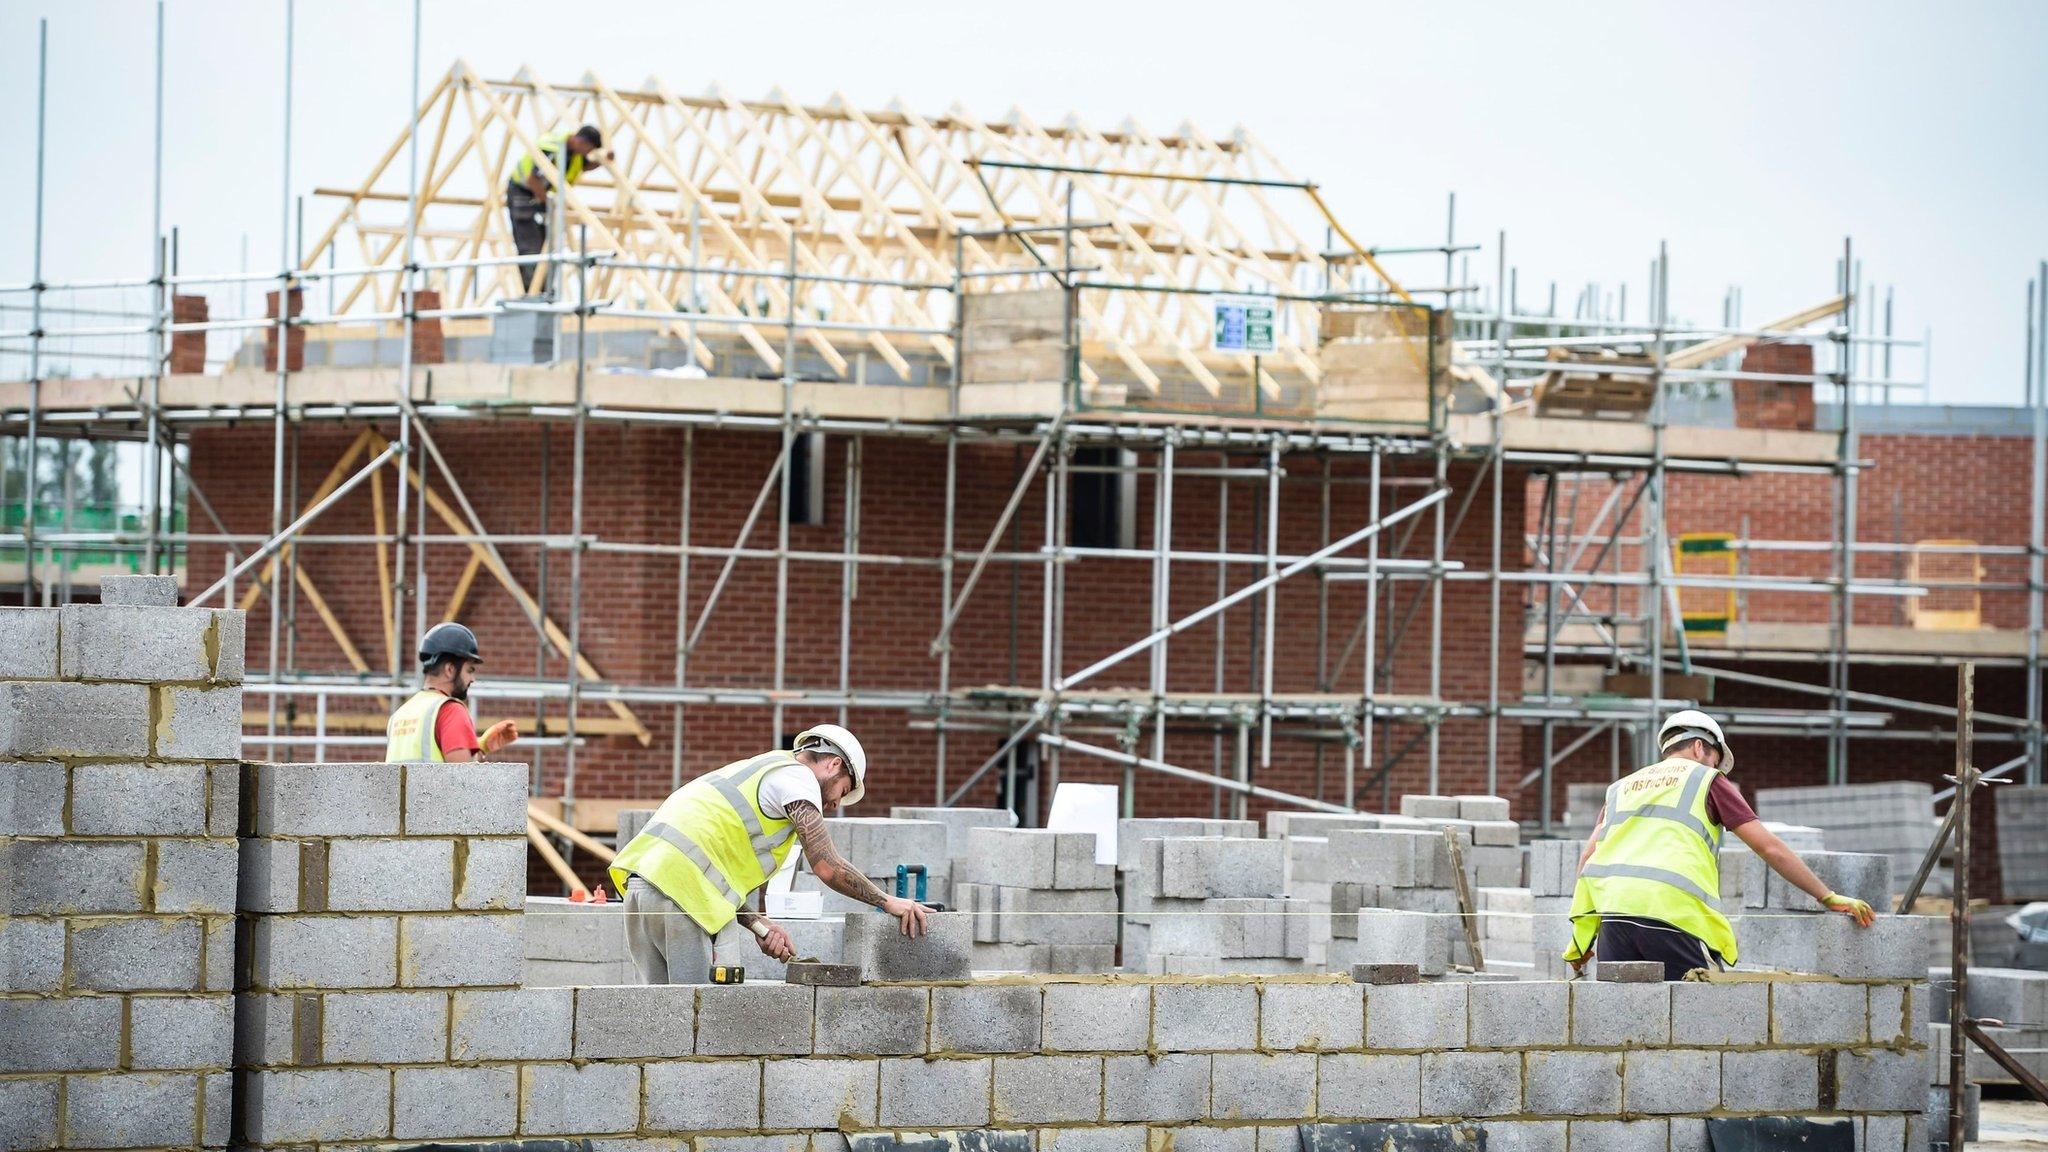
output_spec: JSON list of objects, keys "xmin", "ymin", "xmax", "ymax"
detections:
[
  {"xmin": 1757, "ymin": 780, "xmax": 1942, "ymax": 896},
  {"xmin": 954, "ymin": 827, "xmax": 1117, "ymax": 973},
  {"xmin": 791, "ymin": 816, "xmax": 948, "ymax": 913},
  {"xmin": 1561, "ymin": 781, "xmax": 1608, "ymax": 838},
  {"xmin": 890, "ymin": 805, "xmax": 1019, "ymax": 907},
  {"xmin": 1928, "ymin": 966, "xmax": 2048, "ymax": 1088},
  {"xmin": 234, "ymin": 757, "xmax": 533, "ymax": 1146},
  {"xmin": 1732, "ymin": 850, "xmax": 1944, "ymax": 977},
  {"xmin": 1115, "ymin": 817, "xmax": 1256, "ymax": 970},
  {"xmin": 1996, "ymin": 786, "xmax": 2048, "ymax": 901},
  {"xmin": 1523, "ymin": 839, "xmax": 1585, "ymax": 979},
  {"xmin": 522, "ymin": 896, "xmax": 631, "ymax": 986},
  {"xmin": 0, "ymin": 577, "xmax": 244, "ymax": 1152},
  {"xmin": 1128, "ymin": 836, "xmax": 1313, "ymax": 974},
  {"xmin": 1474, "ymin": 886, "xmax": 1535, "ymax": 972},
  {"xmin": 1394, "ymin": 794, "xmax": 1524, "ymax": 888},
  {"xmin": 1716, "ymin": 822, "xmax": 1828, "ymax": 914},
  {"xmin": 1263, "ymin": 811, "xmax": 1388, "ymax": 967},
  {"xmin": 1326, "ymin": 825, "xmax": 1473, "ymax": 976}
]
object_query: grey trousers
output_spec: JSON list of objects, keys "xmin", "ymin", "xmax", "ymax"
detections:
[{"xmin": 624, "ymin": 877, "xmax": 720, "ymax": 984}]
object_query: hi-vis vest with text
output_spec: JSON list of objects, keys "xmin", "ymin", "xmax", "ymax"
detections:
[
  {"xmin": 610, "ymin": 752, "xmax": 802, "ymax": 935},
  {"xmin": 385, "ymin": 690, "xmax": 452, "ymax": 762},
  {"xmin": 1564, "ymin": 756, "xmax": 1739, "ymax": 966},
  {"xmin": 512, "ymin": 131, "xmax": 586, "ymax": 191}
]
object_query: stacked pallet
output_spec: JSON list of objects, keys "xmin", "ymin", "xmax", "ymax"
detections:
[
  {"xmin": 1754, "ymin": 781, "xmax": 1940, "ymax": 895},
  {"xmin": 953, "ymin": 827, "xmax": 1117, "ymax": 973},
  {"xmin": 1995, "ymin": 786, "xmax": 2048, "ymax": 901}
]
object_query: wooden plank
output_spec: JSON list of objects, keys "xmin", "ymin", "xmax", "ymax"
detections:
[{"xmin": 293, "ymin": 565, "xmax": 372, "ymax": 674}]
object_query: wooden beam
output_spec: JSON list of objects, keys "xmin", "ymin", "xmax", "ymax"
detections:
[
  {"xmin": 239, "ymin": 429, "xmax": 376, "ymax": 612},
  {"xmin": 1664, "ymin": 296, "xmax": 1848, "ymax": 371},
  {"xmin": 528, "ymin": 803, "xmax": 618, "ymax": 863},
  {"xmin": 293, "ymin": 564, "xmax": 372, "ymax": 674},
  {"xmin": 370, "ymin": 464, "xmax": 397, "ymax": 676},
  {"xmin": 443, "ymin": 551, "xmax": 486, "ymax": 621},
  {"xmin": 528, "ymin": 820, "xmax": 590, "ymax": 896}
]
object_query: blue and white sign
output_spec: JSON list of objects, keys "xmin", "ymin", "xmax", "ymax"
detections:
[{"xmin": 1212, "ymin": 292, "xmax": 1278, "ymax": 354}]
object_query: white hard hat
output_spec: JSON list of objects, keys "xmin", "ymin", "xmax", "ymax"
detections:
[
  {"xmin": 1658, "ymin": 709, "xmax": 1734, "ymax": 774},
  {"xmin": 794, "ymin": 724, "xmax": 867, "ymax": 806}
]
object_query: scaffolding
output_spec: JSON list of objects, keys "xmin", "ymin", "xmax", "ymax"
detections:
[{"xmin": 3, "ymin": 7, "xmax": 2044, "ymax": 835}]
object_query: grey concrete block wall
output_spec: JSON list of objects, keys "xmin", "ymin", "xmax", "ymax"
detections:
[{"xmin": 0, "ymin": 600, "xmax": 244, "ymax": 1152}]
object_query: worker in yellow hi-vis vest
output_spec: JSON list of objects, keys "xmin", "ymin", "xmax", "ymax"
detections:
[
  {"xmin": 506, "ymin": 124, "xmax": 604, "ymax": 296},
  {"xmin": 385, "ymin": 623, "xmax": 519, "ymax": 763},
  {"xmin": 611, "ymin": 724, "xmax": 932, "ymax": 983},
  {"xmin": 1565, "ymin": 710, "xmax": 1876, "ymax": 980}
]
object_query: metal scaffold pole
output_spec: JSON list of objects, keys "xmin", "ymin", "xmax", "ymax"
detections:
[
  {"xmin": 266, "ymin": 0, "xmax": 295, "ymax": 742},
  {"xmin": 23, "ymin": 19, "xmax": 48, "ymax": 606},
  {"xmin": 1831, "ymin": 239, "xmax": 1858, "ymax": 784},
  {"xmin": 144, "ymin": 0, "xmax": 166, "ymax": 576},
  {"xmin": 2029, "ymin": 266, "xmax": 2046, "ymax": 785}
]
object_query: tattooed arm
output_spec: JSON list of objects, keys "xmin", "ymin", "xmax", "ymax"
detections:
[{"xmin": 786, "ymin": 800, "xmax": 893, "ymax": 909}]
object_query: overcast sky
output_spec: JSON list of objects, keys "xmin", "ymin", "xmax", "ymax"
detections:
[{"xmin": 2, "ymin": 0, "xmax": 2043, "ymax": 405}]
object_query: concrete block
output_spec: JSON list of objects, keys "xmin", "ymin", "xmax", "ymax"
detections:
[
  {"xmin": 1153, "ymin": 983, "xmax": 1258, "ymax": 1051},
  {"xmin": 1474, "ymin": 1121, "xmax": 1566, "ymax": 1152},
  {"xmin": 1365, "ymin": 982, "xmax": 1467, "ymax": 1050},
  {"xmin": 1772, "ymin": 979, "xmax": 1867, "ymax": 1045},
  {"xmin": 1838, "ymin": 1048, "xmax": 1926, "ymax": 1113},
  {"xmin": 572, "ymin": 984, "xmax": 697, "ymax": 1058},
  {"xmin": 393, "ymin": 1066, "xmax": 518, "ymax": 1139},
  {"xmin": 69, "ymin": 916, "xmax": 202, "ymax": 991},
  {"xmin": 1315, "ymin": 1053, "xmax": 1421, "ymax": 1119},
  {"xmin": 0, "ymin": 1077, "xmax": 59, "ymax": 1150},
  {"xmin": 816, "ymin": 985, "xmax": 929, "ymax": 1055},
  {"xmin": 993, "ymin": 1055, "xmax": 1103, "ymax": 1124},
  {"xmin": 524, "ymin": 895, "xmax": 629, "ymax": 961},
  {"xmin": 645, "ymin": 1058, "xmax": 763, "ymax": 1131},
  {"xmin": 451, "ymin": 987, "xmax": 575, "ymax": 1061},
  {"xmin": 962, "ymin": 827, "xmax": 1060, "ymax": 887},
  {"xmin": 1669, "ymin": 979, "xmax": 1768, "ymax": 1047},
  {"xmin": 1595, "ymin": 959, "xmax": 1665, "ymax": 983},
  {"xmin": 995, "ymin": 885, "xmax": 1119, "ymax": 945},
  {"xmin": 1162, "ymin": 1129, "xmax": 1255, "ymax": 1152},
  {"xmin": 249, "ymin": 915, "xmax": 399, "ymax": 989},
  {"xmin": 0, "ymin": 998, "xmax": 122, "ymax": 1074},
  {"xmin": 457, "ymin": 837, "xmax": 528, "ymax": 910},
  {"xmin": 1044, "ymin": 983, "xmax": 1151, "ymax": 1051},
  {"xmin": 1522, "ymin": 1050, "xmax": 1622, "ymax": 1115},
  {"xmin": 244, "ymin": 1068, "xmax": 392, "ymax": 1143},
  {"xmin": 246, "ymin": 762, "xmax": 401, "ymax": 836},
  {"xmin": 1261, "ymin": 981, "xmax": 1364, "ymax": 1050},
  {"xmin": 698, "ymin": 982, "xmax": 814, "ymax": 1055},
  {"xmin": 1622, "ymin": 1048, "xmax": 1720, "ymax": 1114},
  {"xmin": 1719, "ymin": 1048, "xmax": 1819, "ymax": 1112},
  {"xmin": 1454, "ymin": 795, "xmax": 1512, "ymax": 822},
  {"xmin": 230, "ymin": 993, "xmax": 297, "ymax": 1068},
  {"xmin": 202, "ymin": 914, "xmax": 234, "ymax": 991},
  {"xmin": 1040, "ymin": 1127, "xmax": 1146, "ymax": 1152},
  {"xmin": 0, "ymin": 608, "xmax": 59, "ymax": 677},
  {"xmin": 321, "ymin": 990, "xmax": 447, "ymax": 1064},
  {"xmin": 933, "ymin": 984, "xmax": 1043, "ymax": 1053},
  {"xmin": 99, "ymin": 574, "xmax": 179, "ymax": 606},
  {"xmin": 1418, "ymin": 1050, "xmax": 1520, "ymax": 1118},
  {"xmin": 1328, "ymin": 829, "xmax": 1429, "ymax": 888},
  {"xmin": 0, "ymin": 917, "xmax": 64, "ymax": 993},
  {"xmin": 0, "ymin": 681, "xmax": 150, "ymax": 759},
  {"xmin": 891, "ymin": 805, "xmax": 1018, "ymax": 856},
  {"xmin": 1104, "ymin": 1053, "xmax": 1210, "ymax": 1122},
  {"xmin": 879, "ymin": 1057, "xmax": 991, "ymax": 1128},
  {"xmin": 1751, "ymin": 850, "xmax": 1892, "ymax": 913},
  {"xmin": 519, "ymin": 1063, "xmax": 641, "ymax": 1135},
  {"xmin": 1471, "ymin": 820, "xmax": 1520, "ymax": 848},
  {"xmin": 1212, "ymin": 1052, "xmax": 1315, "ymax": 1120},
  {"xmin": 1350, "ymin": 963, "xmax": 1419, "ymax": 985},
  {"xmin": 841, "ymin": 909, "xmax": 973, "ymax": 981},
  {"xmin": 0, "ymin": 760, "xmax": 64, "ymax": 837},
  {"xmin": 1525, "ymin": 840, "xmax": 1583, "ymax": 898},
  {"xmin": 63, "ymin": 1072, "xmax": 199, "ymax": 1148},
  {"xmin": 764, "ymin": 1057, "xmax": 880, "ymax": 1129},
  {"xmin": 127, "ymin": 996, "xmax": 234, "ymax": 1070},
  {"xmin": 1160, "ymin": 837, "xmax": 1284, "ymax": 899},
  {"xmin": 399, "ymin": 913, "xmax": 522, "ymax": 987},
  {"xmin": 1467, "ymin": 980, "xmax": 1568, "ymax": 1048},
  {"xmin": 1400, "ymin": 795, "xmax": 1460, "ymax": 819},
  {"xmin": 1816, "ymin": 915, "xmax": 1931, "ymax": 979},
  {"xmin": 154, "ymin": 837, "xmax": 237, "ymax": 914},
  {"xmin": 236, "ymin": 838, "xmax": 298, "ymax": 914},
  {"xmin": 1352, "ymin": 909, "xmax": 1438, "ymax": 975},
  {"xmin": 1567, "ymin": 1120, "xmax": 1668, "ymax": 1152},
  {"xmin": 1053, "ymin": 830, "xmax": 1115, "ymax": 890},
  {"xmin": 59, "ymin": 603, "xmax": 222, "ymax": 682},
  {"xmin": 1671, "ymin": 1118, "xmax": 1710, "ymax": 1152},
  {"xmin": 327, "ymin": 838, "xmax": 455, "ymax": 911},
  {"xmin": 1117, "ymin": 818, "xmax": 1257, "ymax": 873},
  {"xmin": 69, "ymin": 761, "xmax": 208, "ymax": 836},
  {"xmin": 404, "ymin": 761, "xmax": 527, "ymax": 834},
  {"xmin": 1570, "ymin": 980, "xmax": 1671, "ymax": 1047},
  {"xmin": 154, "ymin": 684, "xmax": 241, "ymax": 759}
]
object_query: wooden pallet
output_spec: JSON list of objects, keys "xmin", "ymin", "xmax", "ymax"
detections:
[{"xmin": 1532, "ymin": 347, "xmax": 1655, "ymax": 420}]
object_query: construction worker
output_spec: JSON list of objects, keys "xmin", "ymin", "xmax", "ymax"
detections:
[
  {"xmin": 385, "ymin": 623, "xmax": 519, "ymax": 762},
  {"xmin": 610, "ymin": 724, "xmax": 932, "ymax": 983},
  {"xmin": 1564, "ymin": 710, "xmax": 1877, "ymax": 980},
  {"xmin": 506, "ymin": 124, "xmax": 604, "ymax": 295}
]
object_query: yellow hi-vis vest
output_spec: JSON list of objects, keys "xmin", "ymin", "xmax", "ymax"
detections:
[
  {"xmin": 512, "ymin": 131, "xmax": 586, "ymax": 190},
  {"xmin": 609, "ymin": 752, "xmax": 802, "ymax": 935},
  {"xmin": 385, "ymin": 689, "xmax": 454, "ymax": 761},
  {"xmin": 1564, "ymin": 755, "xmax": 1739, "ymax": 966}
]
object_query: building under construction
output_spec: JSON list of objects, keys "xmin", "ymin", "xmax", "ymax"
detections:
[{"xmin": 3, "ymin": 60, "xmax": 2045, "ymax": 898}]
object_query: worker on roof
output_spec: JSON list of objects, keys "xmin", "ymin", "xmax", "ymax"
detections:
[
  {"xmin": 507, "ymin": 124, "xmax": 604, "ymax": 296},
  {"xmin": 1564, "ymin": 710, "xmax": 1877, "ymax": 980},
  {"xmin": 611, "ymin": 724, "xmax": 931, "ymax": 983},
  {"xmin": 385, "ymin": 623, "xmax": 520, "ymax": 762}
]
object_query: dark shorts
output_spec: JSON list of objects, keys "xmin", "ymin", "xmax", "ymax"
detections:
[{"xmin": 1594, "ymin": 915, "xmax": 1723, "ymax": 980}]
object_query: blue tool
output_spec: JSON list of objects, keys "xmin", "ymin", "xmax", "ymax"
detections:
[{"xmin": 892, "ymin": 864, "xmax": 948, "ymax": 911}]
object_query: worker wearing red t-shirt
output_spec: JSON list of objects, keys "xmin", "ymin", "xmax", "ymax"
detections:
[{"xmin": 384, "ymin": 623, "xmax": 519, "ymax": 762}]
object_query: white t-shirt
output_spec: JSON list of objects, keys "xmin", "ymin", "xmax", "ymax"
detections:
[{"xmin": 756, "ymin": 762, "xmax": 823, "ymax": 821}]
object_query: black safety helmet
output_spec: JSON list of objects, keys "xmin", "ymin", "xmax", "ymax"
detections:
[
  {"xmin": 418, "ymin": 622, "xmax": 482, "ymax": 674},
  {"xmin": 574, "ymin": 124, "xmax": 603, "ymax": 149}
]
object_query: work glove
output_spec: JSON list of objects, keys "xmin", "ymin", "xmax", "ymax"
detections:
[
  {"xmin": 1822, "ymin": 892, "xmax": 1876, "ymax": 927},
  {"xmin": 481, "ymin": 719, "xmax": 520, "ymax": 753}
]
